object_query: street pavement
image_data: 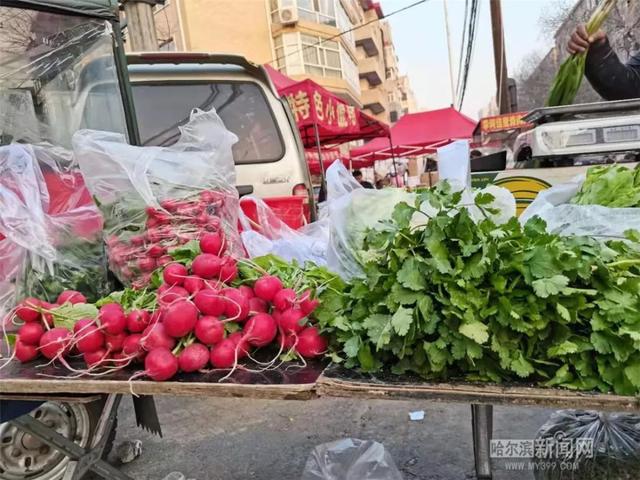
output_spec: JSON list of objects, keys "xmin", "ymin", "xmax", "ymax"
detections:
[{"xmin": 111, "ymin": 396, "xmax": 552, "ymax": 480}]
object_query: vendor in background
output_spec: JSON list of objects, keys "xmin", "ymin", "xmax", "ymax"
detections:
[
  {"xmin": 567, "ymin": 25, "xmax": 640, "ymax": 100},
  {"xmin": 353, "ymin": 170, "xmax": 374, "ymax": 189}
]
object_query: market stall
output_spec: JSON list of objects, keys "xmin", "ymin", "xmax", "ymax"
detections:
[
  {"xmin": 264, "ymin": 65, "xmax": 388, "ymax": 178},
  {"xmin": 350, "ymin": 107, "xmax": 477, "ymax": 181}
]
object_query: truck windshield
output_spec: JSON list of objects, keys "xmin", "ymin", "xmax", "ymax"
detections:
[
  {"xmin": 131, "ymin": 82, "xmax": 285, "ymax": 164},
  {"xmin": 0, "ymin": 7, "xmax": 127, "ymax": 147}
]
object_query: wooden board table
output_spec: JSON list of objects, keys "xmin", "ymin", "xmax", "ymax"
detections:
[{"xmin": 317, "ymin": 365, "xmax": 640, "ymax": 479}]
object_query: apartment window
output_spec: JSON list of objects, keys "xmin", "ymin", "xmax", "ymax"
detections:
[
  {"xmin": 301, "ymin": 33, "xmax": 341, "ymax": 77},
  {"xmin": 274, "ymin": 33, "xmax": 360, "ymax": 95},
  {"xmin": 336, "ymin": 1, "xmax": 355, "ymax": 48},
  {"xmin": 298, "ymin": 0, "xmax": 336, "ymax": 26},
  {"xmin": 390, "ymin": 110, "xmax": 399, "ymax": 123}
]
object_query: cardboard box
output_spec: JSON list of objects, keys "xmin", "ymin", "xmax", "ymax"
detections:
[{"xmin": 420, "ymin": 172, "xmax": 438, "ymax": 186}]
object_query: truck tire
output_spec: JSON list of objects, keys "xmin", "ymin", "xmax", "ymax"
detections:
[{"xmin": 0, "ymin": 398, "xmax": 117, "ymax": 480}]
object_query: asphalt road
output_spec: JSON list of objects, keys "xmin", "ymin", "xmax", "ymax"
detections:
[{"xmin": 111, "ymin": 397, "xmax": 552, "ymax": 480}]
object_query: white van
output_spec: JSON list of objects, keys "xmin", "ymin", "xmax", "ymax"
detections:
[{"xmin": 126, "ymin": 52, "xmax": 314, "ymax": 213}]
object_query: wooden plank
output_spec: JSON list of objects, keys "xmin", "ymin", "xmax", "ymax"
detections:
[
  {"xmin": 0, "ymin": 393, "xmax": 102, "ymax": 403},
  {"xmin": 317, "ymin": 366, "xmax": 640, "ymax": 412},
  {"xmin": 0, "ymin": 358, "xmax": 326, "ymax": 400}
]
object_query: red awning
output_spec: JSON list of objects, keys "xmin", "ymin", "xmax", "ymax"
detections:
[
  {"xmin": 304, "ymin": 148, "xmax": 376, "ymax": 174},
  {"xmin": 264, "ymin": 65, "xmax": 389, "ymax": 148},
  {"xmin": 350, "ymin": 107, "xmax": 477, "ymax": 161}
]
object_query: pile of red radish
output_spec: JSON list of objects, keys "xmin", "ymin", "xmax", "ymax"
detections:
[
  {"xmin": 106, "ymin": 190, "xmax": 233, "ymax": 289},
  {"xmin": 5, "ymin": 233, "xmax": 328, "ymax": 382}
]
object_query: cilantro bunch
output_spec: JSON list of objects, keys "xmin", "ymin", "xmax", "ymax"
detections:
[{"xmin": 317, "ymin": 182, "xmax": 640, "ymax": 395}]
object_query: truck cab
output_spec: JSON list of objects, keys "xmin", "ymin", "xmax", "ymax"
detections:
[
  {"xmin": 125, "ymin": 52, "xmax": 314, "ymax": 211},
  {"xmin": 472, "ymin": 100, "xmax": 640, "ymax": 214}
]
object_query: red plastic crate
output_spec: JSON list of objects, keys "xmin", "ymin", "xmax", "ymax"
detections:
[{"xmin": 240, "ymin": 196, "xmax": 306, "ymax": 231}]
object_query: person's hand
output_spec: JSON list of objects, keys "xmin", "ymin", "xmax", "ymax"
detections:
[{"xmin": 567, "ymin": 24, "xmax": 606, "ymax": 54}]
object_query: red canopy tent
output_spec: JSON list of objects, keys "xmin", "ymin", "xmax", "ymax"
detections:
[
  {"xmin": 264, "ymin": 65, "xmax": 389, "ymax": 171},
  {"xmin": 350, "ymin": 107, "xmax": 477, "ymax": 161},
  {"xmin": 304, "ymin": 148, "xmax": 373, "ymax": 175}
]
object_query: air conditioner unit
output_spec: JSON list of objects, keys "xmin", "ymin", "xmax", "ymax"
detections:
[{"xmin": 278, "ymin": 7, "xmax": 299, "ymax": 25}]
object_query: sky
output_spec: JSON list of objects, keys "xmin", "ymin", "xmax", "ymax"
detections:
[{"xmin": 379, "ymin": 0, "xmax": 567, "ymax": 118}]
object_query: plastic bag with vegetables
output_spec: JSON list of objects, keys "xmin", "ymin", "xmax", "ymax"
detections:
[
  {"xmin": 73, "ymin": 108, "xmax": 241, "ymax": 287},
  {"xmin": 534, "ymin": 410, "xmax": 640, "ymax": 480},
  {"xmin": 520, "ymin": 164, "xmax": 640, "ymax": 238},
  {"xmin": 0, "ymin": 143, "xmax": 108, "ymax": 318}
]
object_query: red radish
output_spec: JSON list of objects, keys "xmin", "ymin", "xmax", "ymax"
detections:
[
  {"xmin": 272, "ymin": 310, "xmax": 283, "ymax": 324},
  {"xmin": 183, "ymin": 276, "xmax": 205, "ymax": 295},
  {"xmin": 147, "ymin": 244, "xmax": 166, "ymax": 258},
  {"xmin": 138, "ymin": 257, "xmax": 157, "ymax": 273},
  {"xmin": 160, "ymin": 199, "xmax": 179, "ymax": 212},
  {"xmin": 123, "ymin": 334, "xmax": 145, "ymax": 360},
  {"xmin": 162, "ymin": 300, "xmax": 198, "ymax": 337},
  {"xmin": 228, "ymin": 332, "xmax": 249, "ymax": 358},
  {"xmin": 193, "ymin": 289, "xmax": 226, "ymax": 316},
  {"xmin": 15, "ymin": 298, "xmax": 41, "ymax": 323},
  {"xmin": 300, "ymin": 291, "xmax": 320, "ymax": 316},
  {"xmin": 39, "ymin": 328, "xmax": 71, "ymax": 360},
  {"xmin": 200, "ymin": 191, "xmax": 217, "ymax": 203},
  {"xmin": 249, "ymin": 297, "xmax": 268, "ymax": 314},
  {"xmin": 104, "ymin": 332, "xmax": 127, "ymax": 352},
  {"xmin": 15, "ymin": 340, "xmax": 39, "ymax": 363},
  {"xmin": 279, "ymin": 308, "xmax": 306, "ymax": 334},
  {"xmin": 84, "ymin": 348, "xmax": 107, "ymax": 367},
  {"xmin": 110, "ymin": 351, "xmax": 132, "ymax": 367},
  {"xmin": 73, "ymin": 317, "xmax": 95, "ymax": 334},
  {"xmin": 243, "ymin": 313, "xmax": 277, "ymax": 347},
  {"xmin": 158, "ymin": 285, "xmax": 189, "ymax": 305},
  {"xmin": 219, "ymin": 257, "xmax": 238, "ymax": 283},
  {"xmin": 238, "ymin": 285, "xmax": 255, "ymax": 300},
  {"xmin": 163, "ymin": 263, "xmax": 188, "ymax": 286},
  {"xmin": 178, "ymin": 343, "xmax": 210, "ymax": 372},
  {"xmin": 56, "ymin": 290, "xmax": 87, "ymax": 305},
  {"xmin": 279, "ymin": 332, "xmax": 297, "ymax": 350},
  {"xmin": 76, "ymin": 325, "xmax": 105, "ymax": 353},
  {"xmin": 191, "ymin": 254, "xmax": 222, "ymax": 279},
  {"xmin": 194, "ymin": 316, "xmax": 225, "ymax": 345},
  {"xmin": 223, "ymin": 289, "xmax": 250, "ymax": 321},
  {"xmin": 273, "ymin": 288, "xmax": 296, "ymax": 311},
  {"xmin": 40, "ymin": 302, "xmax": 56, "ymax": 327},
  {"xmin": 18, "ymin": 322, "xmax": 45, "ymax": 345},
  {"xmin": 141, "ymin": 323, "xmax": 176, "ymax": 351},
  {"xmin": 253, "ymin": 276, "xmax": 283, "ymax": 302},
  {"xmin": 203, "ymin": 279, "xmax": 222, "ymax": 291},
  {"xmin": 99, "ymin": 304, "xmax": 126, "ymax": 335},
  {"xmin": 144, "ymin": 348, "xmax": 179, "ymax": 381},
  {"xmin": 210, "ymin": 340, "xmax": 237, "ymax": 368},
  {"xmin": 195, "ymin": 213, "xmax": 209, "ymax": 225},
  {"xmin": 127, "ymin": 310, "xmax": 151, "ymax": 333},
  {"xmin": 130, "ymin": 234, "xmax": 145, "ymax": 246},
  {"xmin": 295, "ymin": 327, "xmax": 328, "ymax": 358},
  {"xmin": 157, "ymin": 255, "xmax": 173, "ymax": 267},
  {"xmin": 200, "ymin": 232, "xmax": 224, "ymax": 255}
]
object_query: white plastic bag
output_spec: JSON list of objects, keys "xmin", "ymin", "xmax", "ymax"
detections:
[
  {"xmin": 73, "ymin": 108, "xmax": 241, "ymax": 287},
  {"xmin": 239, "ymin": 196, "xmax": 328, "ymax": 265},
  {"xmin": 301, "ymin": 438, "xmax": 403, "ymax": 480},
  {"xmin": 0, "ymin": 143, "xmax": 107, "ymax": 318},
  {"xmin": 520, "ymin": 175, "xmax": 640, "ymax": 238}
]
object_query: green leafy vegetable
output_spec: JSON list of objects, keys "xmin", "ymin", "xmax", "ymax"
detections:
[
  {"xmin": 571, "ymin": 164, "xmax": 640, "ymax": 207},
  {"xmin": 318, "ymin": 181, "xmax": 640, "ymax": 394}
]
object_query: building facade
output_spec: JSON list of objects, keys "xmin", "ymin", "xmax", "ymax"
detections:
[{"xmin": 140, "ymin": 0, "xmax": 415, "ymax": 123}]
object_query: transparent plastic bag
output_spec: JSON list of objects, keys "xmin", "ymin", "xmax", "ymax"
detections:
[
  {"xmin": 0, "ymin": 143, "xmax": 108, "ymax": 318},
  {"xmin": 73, "ymin": 108, "xmax": 240, "ymax": 287},
  {"xmin": 301, "ymin": 438, "xmax": 403, "ymax": 480},
  {"xmin": 534, "ymin": 410, "xmax": 640, "ymax": 480},
  {"xmin": 239, "ymin": 196, "xmax": 328, "ymax": 265},
  {"xmin": 520, "ymin": 175, "xmax": 640, "ymax": 238},
  {"xmin": 324, "ymin": 162, "xmax": 516, "ymax": 280}
]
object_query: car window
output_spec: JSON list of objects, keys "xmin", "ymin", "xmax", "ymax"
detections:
[{"xmin": 131, "ymin": 81, "xmax": 285, "ymax": 164}]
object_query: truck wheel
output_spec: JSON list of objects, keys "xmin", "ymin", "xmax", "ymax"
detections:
[{"xmin": 0, "ymin": 399, "xmax": 117, "ymax": 480}]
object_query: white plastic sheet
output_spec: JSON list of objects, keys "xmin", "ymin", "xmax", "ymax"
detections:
[
  {"xmin": 520, "ymin": 175, "xmax": 640, "ymax": 238},
  {"xmin": 301, "ymin": 439, "xmax": 403, "ymax": 480},
  {"xmin": 239, "ymin": 196, "xmax": 328, "ymax": 265}
]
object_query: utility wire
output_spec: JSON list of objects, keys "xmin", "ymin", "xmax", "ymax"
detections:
[
  {"xmin": 456, "ymin": 0, "xmax": 480, "ymax": 110},
  {"xmin": 455, "ymin": 0, "xmax": 470, "ymax": 101},
  {"xmin": 268, "ymin": 0, "xmax": 428, "ymax": 66}
]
